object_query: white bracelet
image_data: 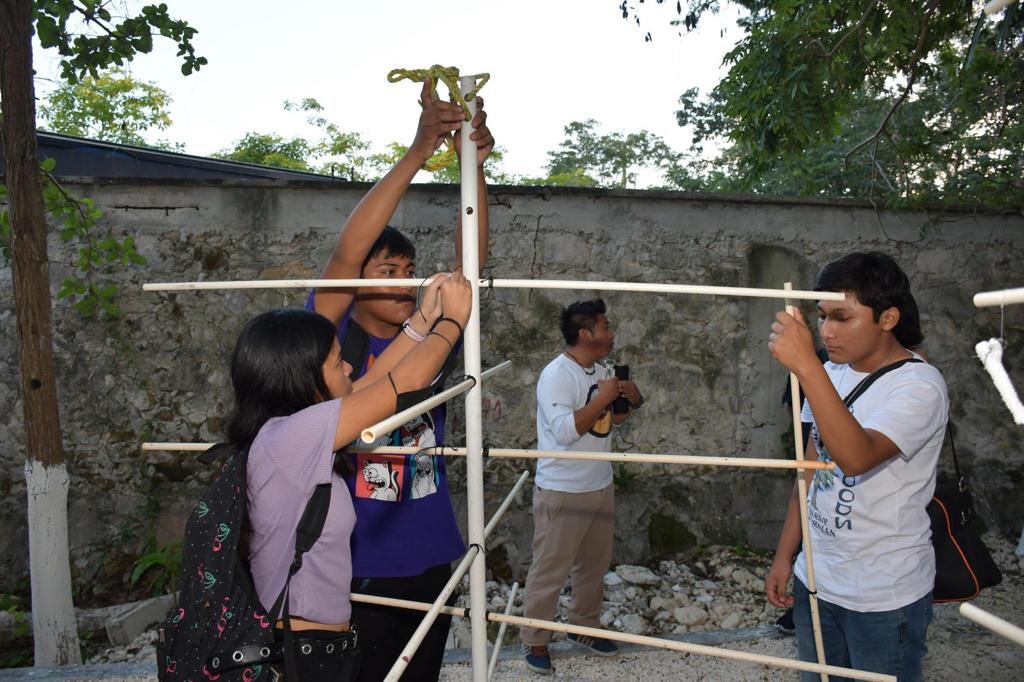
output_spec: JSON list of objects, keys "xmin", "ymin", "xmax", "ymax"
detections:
[{"xmin": 402, "ymin": 318, "xmax": 426, "ymax": 342}]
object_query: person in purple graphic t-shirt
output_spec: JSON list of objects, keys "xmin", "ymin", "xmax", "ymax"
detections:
[
  {"xmin": 232, "ymin": 271, "xmax": 471, "ymax": 681},
  {"xmin": 308, "ymin": 77, "xmax": 495, "ymax": 682}
]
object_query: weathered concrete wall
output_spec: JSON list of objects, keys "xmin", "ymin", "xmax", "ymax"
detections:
[{"xmin": 1, "ymin": 179, "xmax": 1022, "ymax": 599}]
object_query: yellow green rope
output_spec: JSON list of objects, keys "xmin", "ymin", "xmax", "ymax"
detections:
[{"xmin": 387, "ymin": 65, "xmax": 490, "ymax": 172}]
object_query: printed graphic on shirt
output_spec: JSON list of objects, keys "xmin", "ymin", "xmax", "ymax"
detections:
[
  {"xmin": 396, "ymin": 412, "xmax": 436, "ymax": 449},
  {"xmin": 808, "ymin": 417, "xmax": 859, "ymax": 536},
  {"xmin": 585, "ymin": 384, "xmax": 612, "ymax": 438},
  {"xmin": 356, "ymin": 454, "xmax": 404, "ymax": 502},
  {"xmin": 410, "ymin": 452, "xmax": 440, "ymax": 499}
]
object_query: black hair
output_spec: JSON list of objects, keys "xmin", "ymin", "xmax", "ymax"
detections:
[
  {"xmin": 227, "ymin": 308, "xmax": 336, "ymax": 447},
  {"xmin": 362, "ymin": 225, "xmax": 416, "ymax": 270},
  {"xmin": 814, "ymin": 251, "xmax": 924, "ymax": 348},
  {"xmin": 560, "ymin": 299, "xmax": 607, "ymax": 346}
]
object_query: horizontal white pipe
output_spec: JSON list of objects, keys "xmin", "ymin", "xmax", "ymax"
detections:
[
  {"xmin": 143, "ymin": 278, "xmax": 427, "ymax": 291},
  {"xmin": 486, "ymin": 278, "xmax": 842, "ymax": 301},
  {"xmin": 985, "ymin": 0, "xmax": 1017, "ymax": 16},
  {"xmin": 141, "ymin": 442, "xmax": 834, "ymax": 471},
  {"xmin": 973, "ymin": 287, "xmax": 1024, "ymax": 308},
  {"xmin": 348, "ymin": 593, "xmax": 894, "ymax": 681},
  {"xmin": 353, "ymin": 445, "xmax": 836, "ymax": 470},
  {"xmin": 142, "ymin": 442, "xmax": 212, "ymax": 451},
  {"xmin": 360, "ymin": 360, "xmax": 511, "ymax": 444},
  {"xmin": 487, "ymin": 581, "xmax": 519, "ymax": 680},
  {"xmin": 484, "ymin": 471, "xmax": 530, "ymax": 538},
  {"xmin": 143, "ymin": 277, "xmax": 839, "ymax": 301},
  {"xmin": 960, "ymin": 603, "xmax": 1024, "ymax": 647}
]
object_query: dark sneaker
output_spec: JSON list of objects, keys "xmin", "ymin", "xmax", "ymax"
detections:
[
  {"xmin": 775, "ymin": 607, "xmax": 795, "ymax": 635},
  {"xmin": 525, "ymin": 645, "xmax": 554, "ymax": 675},
  {"xmin": 567, "ymin": 633, "xmax": 619, "ymax": 657}
]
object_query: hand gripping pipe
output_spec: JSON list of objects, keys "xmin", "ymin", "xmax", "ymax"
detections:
[{"xmin": 785, "ymin": 283, "xmax": 829, "ymax": 681}]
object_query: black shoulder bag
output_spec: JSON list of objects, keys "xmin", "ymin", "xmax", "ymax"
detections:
[
  {"xmin": 839, "ymin": 358, "xmax": 1003, "ymax": 602},
  {"xmin": 927, "ymin": 426, "xmax": 1003, "ymax": 602}
]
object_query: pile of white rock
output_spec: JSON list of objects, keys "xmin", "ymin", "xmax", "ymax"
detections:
[{"xmin": 456, "ymin": 545, "xmax": 778, "ymax": 644}]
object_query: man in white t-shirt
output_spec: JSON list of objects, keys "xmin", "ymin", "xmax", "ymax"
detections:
[
  {"xmin": 765, "ymin": 252, "xmax": 948, "ymax": 682},
  {"xmin": 521, "ymin": 299, "xmax": 642, "ymax": 675}
]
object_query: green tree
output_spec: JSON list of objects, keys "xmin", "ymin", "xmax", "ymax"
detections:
[
  {"xmin": 38, "ymin": 67, "xmax": 178, "ymax": 148},
  {"xmin": 0, "ymin": 0, "xmax": 203, "ymax": 665},
  {"xmin": 215, "ymin": 98, "xmax": 376, "ymax": 179},
  {"xmin": 213, "ymin": 132, "xmax": 313, "ymax": 171},
  {"xmin": 544, "ymin": 119, "xmax": 678, "ymax": 188},
  {"xmin": 622, "ymin": 1, "xmax": 1024, "ymax": 208}
]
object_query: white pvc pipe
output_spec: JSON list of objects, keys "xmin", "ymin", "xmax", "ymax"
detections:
[
  {"xmin": 142, "ymin": 277, "xmax": 840, "ymax": 302},
  {"xmin": 487, "ymin": 581, "xmax": 519, "ymax": 680},
  {"xmin": 985, "ymin": 0, "xmax": 1018, "ymax": 16},
  {"xmin": 141, "ymin": 442, "xmax": 835, "ymax": 471},
  {"xmin": 142, "ymin": 442, "xmax": 213, "ymax": 451},
  {"xmin": 359, "ymin": 360, "xmax": 511, "ymax": 443},
  {"xmin": 381, "ymin": 464, "xmax": 524, "ymax": 682},
  {"xmin": 458, "ymin": 74, "xmax": 489, "ymax": 682},
  {"xmin": 960, "ymin": 603, "xmax": 1024, "ymax": 646},
  {"xmin": 357, "ymin": 446, "xmax": 836, "ymax": 471},
  {"xmin": 484, "ymin": 471, "xmax": 530, "ymax": 538},
  {"xmin": 349, "ymin": 593, "xmax": 895, "ymax": 681},
  {"xmin": 383, "ymin": 546, "xmax": 480, "ymax": 682},
  {"xmin": 973, "ymin": 286, "xmax": 1024, "ymax": 307},
  {"xmin": 142, "ymin": 278, "xmax": 425, "ymax": 291},
  {"xmin": 785, "ymin": 283, "xmax": 829, "ymax": 681},
  {"xmin": 486, "ymin": 278, "xmax": 843, "ymax": 301},
  {"xmin": 976, "ymin": 339, "xmax": 1024, "ymax": 425}
]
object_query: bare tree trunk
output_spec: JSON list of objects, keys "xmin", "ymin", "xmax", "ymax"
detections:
[{"xmin": 0, "ymin": 0, "xmax": 81, "ymax": 666}]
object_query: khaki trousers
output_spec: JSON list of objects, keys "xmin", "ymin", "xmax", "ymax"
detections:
[{"xmin": 521, "ymin": 484, "xmax": 615, "ymax": 646}]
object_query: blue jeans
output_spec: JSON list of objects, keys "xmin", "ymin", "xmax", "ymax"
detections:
[{"xmin": 793, "ymin": 578, "xmax": 932, "ymax": 682}]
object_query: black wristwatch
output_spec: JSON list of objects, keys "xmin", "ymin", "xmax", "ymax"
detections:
[{"xmin": 629, "ymin": 395, "xmax": 644, "ymax": 410}]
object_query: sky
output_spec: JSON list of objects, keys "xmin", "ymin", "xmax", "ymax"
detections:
[{"xmin": 32, "ymin": 0, "xmax": 746, "ymax": 183}]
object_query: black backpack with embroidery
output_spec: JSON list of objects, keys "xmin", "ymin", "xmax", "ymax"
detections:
[{"xmin": 157, "ymin": 443, "xmax": 330, "ymax": 681}]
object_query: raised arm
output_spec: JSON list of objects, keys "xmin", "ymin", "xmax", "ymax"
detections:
[
  {"xmin": 313, "ymin": 78, "xmax": 468, "ymax": 326},
  {"xmin": 768, "ymin": 306, "xmax": 903, "ymax": 476},
  {"xmin": 351, "ymin": 271, "xmax": 446, "ymax": 389},
  {"xmin": 453, "ymin": 97, "xmax": 495, "ymax": 271},
  {"xmin": 333, "ymin": 272, "xmax": 473, "ymax": 449}
]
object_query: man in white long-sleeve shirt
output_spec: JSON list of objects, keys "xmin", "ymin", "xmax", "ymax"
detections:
[{"xmin": 522, "ymin": 299, "xmax": 642, "ymax": 675}]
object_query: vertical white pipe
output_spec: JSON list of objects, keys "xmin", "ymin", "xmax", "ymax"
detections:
[
  {"xmin": 784, "ymin": 283, "xmax": 829, "ymax": 681},
  {"xmin": 459, "ymin": 72, "xmax": 489, "ymax": 682}
]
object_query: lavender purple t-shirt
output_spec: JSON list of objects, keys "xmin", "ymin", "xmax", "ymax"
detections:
[{"xmin": 247, "ymin": 398, "xmax": 355, "ymax": 624}]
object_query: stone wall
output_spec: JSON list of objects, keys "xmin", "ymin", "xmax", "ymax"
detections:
[{"xmin": 2, "ymin": 179, "xmax": 1022, "ymax": 599}]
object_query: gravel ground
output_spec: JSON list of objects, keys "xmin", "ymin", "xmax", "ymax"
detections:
[{"xmin": 444, "ymin": 533, "xmax": 1024, "ymax": 681}]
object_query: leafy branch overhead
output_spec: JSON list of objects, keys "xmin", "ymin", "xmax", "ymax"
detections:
[
  {"xmin": 620, "ymin": 1, "xmax": 1024, "ymax": 208},
  {"xmin": 34, "ymin": 0, "xmax": 207, "ymax": 82}
]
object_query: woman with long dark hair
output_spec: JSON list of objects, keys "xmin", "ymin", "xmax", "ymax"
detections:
[{"xmin": 229, "ymin": 272, "xmax": 472, "ymax": 680}]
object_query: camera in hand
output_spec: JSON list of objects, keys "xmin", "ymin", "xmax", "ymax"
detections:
[{"xmin": 612, "ymin": 364, "xmax": 630, "ymax": 414}]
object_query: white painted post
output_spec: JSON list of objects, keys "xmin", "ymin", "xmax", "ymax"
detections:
[
  {"xmin": 25, "ymin": 460, "xmax": 81, "ymax": 665},
  {"xmin": 459, "ymin": 72, "xmax": 489, "ymax": 682},
  {"xmin": 784, "ymin": 282, "xmax": 828, "ymax": 681}
]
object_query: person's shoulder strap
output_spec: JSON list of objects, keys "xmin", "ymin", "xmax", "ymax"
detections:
[
  {"xmin": 842, "ymin": 357, "xmax": 924, "ymax": 407},
  {"xmin": 341, "ymin": 318, "xmax": 372, "ymax": 380}
]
